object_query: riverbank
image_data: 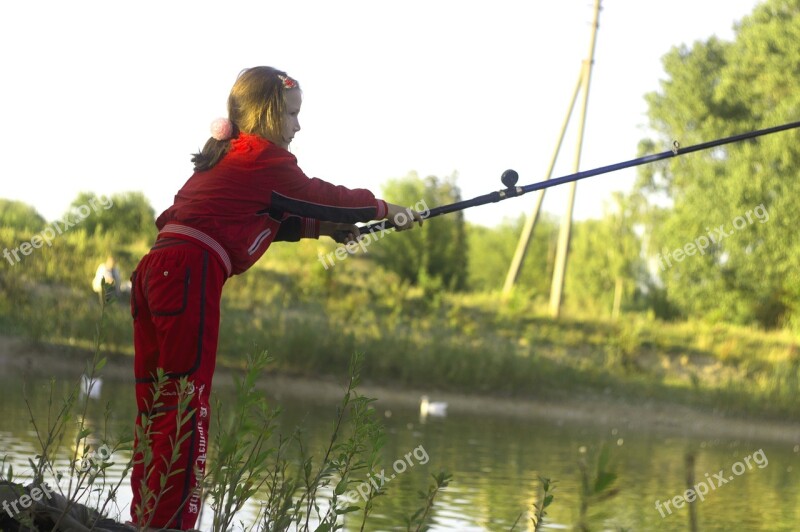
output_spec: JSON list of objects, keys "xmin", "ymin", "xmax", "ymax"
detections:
[{"xmin": 3, "ymin": 334, "xmax": 799, "ymax": 446}]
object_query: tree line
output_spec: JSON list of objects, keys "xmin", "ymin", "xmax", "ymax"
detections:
[{"xmin": 2, "ymin": 0, "xmax": 797, "ymax": 330}]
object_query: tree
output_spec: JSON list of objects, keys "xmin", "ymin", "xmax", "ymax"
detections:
[
  {"xmin": 467, "ymin": 214, "xmax": 558, "ymax": 296},
  {"xmin": 0, "ymin": 199, "xmax": 46, "ymax": 232},
  {"xmin": 564, "ymin": 193, "xmax": 646, "ymax": 318},
  {"xmin": 370, "ymin": 172, "xmax": 468, "ymax": 290},
  {"xmin": 637, "ymin": 0, "xmax": 800, "ymax": 328},
  {"xmin": 67, "ymin": 191, "xmax": 156, "ymax": 245}
]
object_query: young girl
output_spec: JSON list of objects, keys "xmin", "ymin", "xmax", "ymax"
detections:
[{"xmin": 129, "ymin": 66, "xmax": 421, "ymax": 530}]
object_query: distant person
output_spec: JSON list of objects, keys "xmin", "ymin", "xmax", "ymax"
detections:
[
  {"xmin": 92, "ymin": 255, "xmax": 121, "ymax": 302},
  {"xmin": 128, "ymin": 66, "xmax": 423, "ymax": 530}
]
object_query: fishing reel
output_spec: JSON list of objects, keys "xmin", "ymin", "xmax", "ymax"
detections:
[
  {"xmin": 501, "ymin": 169, "xmax": 519, "ymax": 188},
  {"xmin": 496, "ymin": 169, "xmax": 522, "ymax": 200}
]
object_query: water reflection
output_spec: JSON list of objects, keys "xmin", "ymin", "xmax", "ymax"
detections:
[{"xmin": 1, "ymin": 371, "xmax": 798, "ymax": 531}]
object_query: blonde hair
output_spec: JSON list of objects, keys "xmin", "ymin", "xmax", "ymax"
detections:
[{"xmin": 192, "ymin": 66, "xmax": 300, "ymax": 171}]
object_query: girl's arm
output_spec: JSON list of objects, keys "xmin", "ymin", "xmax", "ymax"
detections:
[{"xmin": 255, "ymin": 152, "xmax": 387, "ymax": 223}]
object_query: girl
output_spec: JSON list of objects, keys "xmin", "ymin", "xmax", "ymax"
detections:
[{"xmin": 129, "ymin": 66, "xmax": 421, "ymax": 530}]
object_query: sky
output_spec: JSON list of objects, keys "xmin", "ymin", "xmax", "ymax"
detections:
[{"xmin": 0, "ymin": 0, "xmax": 764, "ymax": 228}]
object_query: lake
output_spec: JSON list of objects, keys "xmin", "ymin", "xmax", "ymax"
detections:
[{"xmin": 1, "ymin": 364, "xmax": 798, "ymax": 531}]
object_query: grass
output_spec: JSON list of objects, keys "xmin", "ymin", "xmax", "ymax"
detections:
[
  {"xmin": 3, "ymin": 271, "xmax": 799, "ymax": 421},
  {"xmin": 1, "ymin": 229, "xmax": 799, "ymax": 422}
]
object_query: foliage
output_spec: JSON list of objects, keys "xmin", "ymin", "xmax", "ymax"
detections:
[
  {"xmin": 133, "ymin": 371, "xmax": 195, "ymax": 530},
  {"xmin": 4, "ymin": 310, "xmax": 447, "ymax": 531},
  {"xmin": 68, "ymin": 191, "xmax": 156, "ymax": 246},
  {"xmin": 576, "ymin": 444, "xmax": 619, "ymax": 532},
  {"xmin": 3, "ymin": 215, "xmax": 800, "ymax": 420},
  {"xmin": 203, "ymin": 350, "xmax": 284, "ymax": 531},
  {"xmin": 371, "ymin": 172, "xmax": 468, "ymax": 291},
  {"xmin": 8, "ymin": 301, "xmax": 133, "ymax": 530},
  {"xmin": 510, "ymin": 476, "xmax": 556, "ymax": 532},
  {"xmin": 564, "ymin": 192, "xmax": 647, "ymax": 318},
  {"xmin": 0, "ymin": 199, "xmax": 47, "ymax": 232},
  {"xmin": 637, "ymin": 0, "xmax": 800, "ymax": 328},
  {"xmin": 466, "ymin": 214, "xmax": 558, "ymax": 298},
  {"xmin": 531, "ymin": 477, "xmax": 555, "ymax": 531},
  {"xmin": 403, "ymin": 471, "xmax": 451, "ymax": 532}
]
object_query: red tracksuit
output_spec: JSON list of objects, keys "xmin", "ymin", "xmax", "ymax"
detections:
[{"xmin": 130, "ymin": 133, "xmax": 387, "ymax": 529}]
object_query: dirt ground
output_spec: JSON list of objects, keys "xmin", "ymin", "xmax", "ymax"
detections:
[{"xmin": 2, "ymin": 334, "xmax": 799, "ymax": 445}]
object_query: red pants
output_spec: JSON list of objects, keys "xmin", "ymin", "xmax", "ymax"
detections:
[{"xmin": 130, "ymin": 237, "xmax": 226, "ymax": 530}]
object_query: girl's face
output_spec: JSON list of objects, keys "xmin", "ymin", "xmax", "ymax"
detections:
[{"xmin": 279, "ymin": 89, "xmax": 302, "ymax": 149}]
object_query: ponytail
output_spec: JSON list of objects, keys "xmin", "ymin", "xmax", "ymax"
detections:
[
  {"xmin": 191, "ymin": 137, "xmax": 230, "ymax": 172},
  {"xmin": 191, "ymin": 119, "xmax": 240, "ymax": 171}
]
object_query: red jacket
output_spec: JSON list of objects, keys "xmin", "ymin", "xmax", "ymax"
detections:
[{"xmin": 155, "ymin": 133, "xmax": 387, "ymax": 276}]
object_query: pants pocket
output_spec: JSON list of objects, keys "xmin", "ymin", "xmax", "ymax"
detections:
[{"xmin": 146, "ymin": 261, "xmax": 191, "ymax": 316}]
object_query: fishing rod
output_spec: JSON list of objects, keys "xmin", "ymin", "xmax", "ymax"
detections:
[{"xmin": 357, "ymin": 119, "xmax": 800, "ymax": 234}]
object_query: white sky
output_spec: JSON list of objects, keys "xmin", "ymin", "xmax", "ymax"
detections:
[{"xmin": 0, "ymin": 0, "xmax": 763, "ymax": 228}]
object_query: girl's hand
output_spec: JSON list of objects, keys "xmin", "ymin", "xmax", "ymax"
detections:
[
  {"xmin": 320, "ymin": 221, "xmax": 360, "ymax": 244},
  {"xmin": 386, "ymin": 203, "xmax": 424, "ymax": 231}
]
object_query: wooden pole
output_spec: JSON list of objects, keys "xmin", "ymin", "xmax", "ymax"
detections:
[
  {"xmin": 501, "ymin": 70, "xmax": 583, "ymax": 298},
  {"xmin": 548, "ymin": 0, "xmax": 602, "ymax": 318}
]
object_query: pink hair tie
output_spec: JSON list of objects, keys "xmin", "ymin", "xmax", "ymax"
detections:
[{"xmin": 210, "ymin": 117, "xmax": 234, "ymax": 141}]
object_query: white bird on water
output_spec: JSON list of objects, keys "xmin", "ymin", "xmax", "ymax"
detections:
[
  {"xmin": 80, "ymin": 375, "xmax": 102, "ymax": 399},
  {"xmin": 419, "ymin": 396, "xmax": 448, "ymax": 418}
]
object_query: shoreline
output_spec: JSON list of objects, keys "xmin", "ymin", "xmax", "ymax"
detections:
[{"xmin": 2, "ymin": 334, "xmax": 799, "ymax": 446}]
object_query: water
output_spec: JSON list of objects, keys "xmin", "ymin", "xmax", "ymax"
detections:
[{"xmin": 1, "ymin": 368, "xmax": 798, "ymax": 531}]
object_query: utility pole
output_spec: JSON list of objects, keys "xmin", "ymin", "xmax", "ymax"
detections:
[
  {"xmin": 548, "ymin": 0, "xmax": 602, "ymax": 318},
  {"xmin": 501, "ymin": 0, "xmax": 603, "ymax": 309},
  {"xmin": 501, "ymin": 71, "xmax": 583, "ymax": 297}
]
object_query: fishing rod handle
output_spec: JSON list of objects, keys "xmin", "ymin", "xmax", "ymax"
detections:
[{"xmin": 357, "ymin": 187, "xmax": 525, "ymax": 235}]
